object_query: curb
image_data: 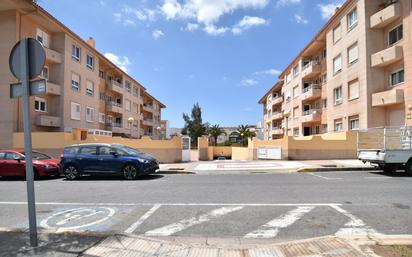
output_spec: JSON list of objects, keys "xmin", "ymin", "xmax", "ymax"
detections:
[
  {"xmin": 157, "ymin": 170, "xmax": 195, "ymax": 175},
  {"xmin": 297, "ymin": 166, "xmax": 378, "ymax": 173}
]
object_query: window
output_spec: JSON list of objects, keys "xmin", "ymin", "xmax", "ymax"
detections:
[
  {"xmin": 99, "ymin": 93, "xmax": 105, "ymax": 101},
  {"xmin": 99, "ymin": 70, "xmax": 104, "ymax": 79},
  {"xmin": 71, "ymin": 45, "xmax": 81, "ymax": 61},
  {"xmin": 0, "ymin": 152, "xmax": 5, "ymax": 159},
  {"xmin": 293, "ymin": 128, "xmax": 299, "ymax": 137},
  {"xmin": 5, "ymin": 152, "xmax": 23, "ymax": 160},
  {"xmin": 36, "ymin": 28, "xmax": 49, "ymax": 47},
  {"xmin": 79, "ymin": 146, "xmax": 97, "ymax": 155},
  {"xmin": 348, "ymin": 79, "xmax": 359, "ymax": 100},
  {"xmin": 333, "ymin": 55, "xmax": 342, "ymax": 74},
  {"xmin": 322, "ymin": 48, "xmax": 327, "ymax": 59},
  {"xmin": 40, "ymin": 66, "xmax": 49, "ymax": 80},
  {"xmin": 125, "ymin": 81, "xmax": 131, "ymax": 93},
  {"xmin": 334, "ymin": 119, "xmax": 343, "ymax": 132},
  {"xmin": 86, "ymin": 55, "xmax": 94, "ymax": 69},
  {"xmin": 390, "ymin": 69, "xmax": 405, "ymax": 86},
  {"xmin": 99, "ymin": 113, "xmax": 105, "ymax": 124},
  {"xmin": 86, "ymin": 106, "xmax": 94, "ymax": 122},
  {"xmin": 86, "ymin": 80, "xmax": 94, "ymax": 96},
  {"xmin": 322, "ymin": 99, "xmax": 328, "ymax": 109},
  {"xmin": 333, "ymin": 24, "xmax": 342, "ymax": 44},
  {"xmin": 34, "ymin": 97, "xmax": 47, "ymax": 112},
  {"xmin": 133, "ymin": 103, "xmax": 138, "ymax": 114},
  {"xmin": 133, "ymin": 86, "xmax": 138, "ymax": 96},
  {"xmin": 293, "ymin": 106, "xmax": 299, "ymax": 119},
  {"xmin": 71, "ymin": 73, "xmax": 80, "ymax": 92},
  {"xmin": 293, "ymin": 65, "xmax": 299, "ymax": 77},
  {"xmin": 71, "ymin": 102, "xmax": 81, "ymax": 120},
  {"xmin": 293, "ymin": 85, "xmax": 299, "ymax": 98},
  {"xmin": 347, "ymin": 8, "xmax": 358, "ymax": 30},
  {"xmin": 388, "ymin": 24, "xmax": 403, "ymax": 46},
  {"xmin": 334, "ymin": 86, "xmax": 343, "ymax": 105},
  {"xmin": 322, "ymin": 73, "xmax": 327, "ymax": 84},
  {"xmin": 349, "ymin": 115, "xmax": 359, "ymax": 130},
  {"xmin": 347, "ymin": 43, "xmax": 358, "ymax": 65},
  {"xmin": 125, "ymin": 99, "xmax": 131, "ymax": 111}
]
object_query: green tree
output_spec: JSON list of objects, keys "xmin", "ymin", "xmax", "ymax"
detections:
[
  {"xmin": 182, "ymin": 103, "xmax": 209, "ymax": 147},
  {"xmin": 235, "ymin": 125, "xmax": 256, "ymax": 147},
  {"xmin": 208, "ymin": 125, "xmax": 226, "ymax": 146}
]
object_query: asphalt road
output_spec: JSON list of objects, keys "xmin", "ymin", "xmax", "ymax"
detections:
[{"xmin": 0, "ymin": 170, "xmax": 411, "ymax": 242}]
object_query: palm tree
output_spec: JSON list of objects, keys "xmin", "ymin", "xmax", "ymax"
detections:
[
  {"xmin": 208, "ymin": 125, "xmax": 226, "ymax": 146},
  {"xmin": 236, "ymin": 125, "xmax": 256, "ymax": 146}
]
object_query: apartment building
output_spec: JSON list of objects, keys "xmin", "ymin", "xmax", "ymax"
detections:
[
  {"xmin": 0, "ymin": 0, "xmax": 165, "ymax": 148},
  {"xmin": 259, "ymin": 0, "xmax": 411, "ymax": 140}
]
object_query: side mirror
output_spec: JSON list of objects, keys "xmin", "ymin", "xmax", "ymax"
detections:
[
  {"xmin": 110, "ymin": 151, "xmax": 118, "ymax": 157},
  {"xmin": 14, "ymin": 156, "xmax": 24, "ymax": 162}
]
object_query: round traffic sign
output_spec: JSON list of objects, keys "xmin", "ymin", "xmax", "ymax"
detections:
[{"xmin": 9, "ymin": 38, "xmax": 46, "ymax": 81}]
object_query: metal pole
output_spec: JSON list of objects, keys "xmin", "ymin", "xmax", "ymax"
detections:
[{"xmin": 20, "ymin": 38, "xmax": 38, "ymax": 247}]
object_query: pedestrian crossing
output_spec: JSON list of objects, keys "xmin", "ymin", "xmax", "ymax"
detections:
[{"xmin": 121, "ymin": 204, "xmax": 381, "ymax": 239}]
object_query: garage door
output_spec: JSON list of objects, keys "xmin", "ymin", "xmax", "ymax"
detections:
[
  {"xmin": 389, "ymin": 109, "xmax": 405, "ymax": 127},
  {"xmin": 257, "ymin": 147, "xmax": 282, "ymax": 160}
]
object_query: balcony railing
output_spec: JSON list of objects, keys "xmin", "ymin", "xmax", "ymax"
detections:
[
  {"xmin": 301, "ymin": 61, "xmax": 321, "ymax": 79},
  {"xmin": 302, "ymin": 84, "xmax": 320, "ymax": 93},
  {"xmin": 107, "ymin": 80, "xmax": 124, "ymax": 94},
  {"xmin": 372, "ymin": 88, "xmax": 404, "ymax": 107},
  {"xmin": 302, "ymin": 60, "xmax": 320, "ymax": 71},
  {"xmin": 370, "ymin": 2, "xmax": 401, "ymax": 29},
  {"xmin": 371, "ymin": 45, "xmax": 403, "ymax": 68},
  {"xmin": 302, "ymin": 109, "xmax": 320, "ymax": 116},
  {"xmin": 35, "ymin": 115, "xmax": 61, "ymax": 127}
]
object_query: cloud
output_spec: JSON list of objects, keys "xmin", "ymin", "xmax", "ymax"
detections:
[
  {"xmin": 254, "ymin": 69, "xmax": 281, "ymax": 76},
  {"xmin": 294, "ymin": 14, "xmax": 308, "ymax": 24},
  {"xmin": 203, "ymin": 25, "xmax": 229, "ymax": 35},
  {"xmin": 104, "ymin": 53, "xmax": 131, "ymax": 73},
  {"xmin": 318, "ymin": 1, "xmax": 345, "ymax": 20},
  {"xmin": 152, "ymin": 30, "xmax": 165, "ymax": 39},
  {"xmin": 185, "ymin": 23, "xmax": 200, "ymax": 31},
  {"xmin": 276, "ymin": 0, "xmax": 301, "ymax": 7},
  {"xmin": 113, "ymin": 5, "xmax": 159, "ymax": 26},
  {"xmin": 160, "ymin": 0, "xmax": 269, "ymax": 27},
  {"xmin": 241, "ymin": 79, "xmax": 258, "ymax": 86},
  {"xmin": 232, "ymin": 16, "xmax": 268, "ymax": 35}
]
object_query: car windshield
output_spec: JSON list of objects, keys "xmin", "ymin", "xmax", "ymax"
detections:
[
  {"xmin": 22, "ymin": 152, "xmax": 51, "ymax": 160},
  {"xmin": 116, "ymin": 146, "xmax": 142, "ymax": 155}
]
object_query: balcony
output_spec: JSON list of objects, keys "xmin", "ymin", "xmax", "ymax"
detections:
[
  {"xmin": 106, "ymin": 102, "xmax": 123, "ymax": 114},
  {"xmin": 372, "ymin": 88, "xmax": 404, "ymax": 107},
  {"xmin": 35, "ymin": 115, "xmax": 61, "ymax": 127},
  {"xmin": 272, "ymin": 96, "xmax": 283, "ymax": 106},
  {"xmin": 371, "ymin": 45, "xmax": 403, "ymax": 68},
  {"xmin": 45, "ymin": 81, "xmax": 61, "ymax": 95},
  {"xmin": 301, "ymin": 61, "xmax": 321, "ymax": 79},
  {"xmin": 271, "ymin": 128, "xmax": 284, "ymax": 135},
  {"xmin": 272, "ymin": 112, "xmax": 283, "ymax": 120},
  {"xmin": 44, "ymin": 47, "xmax": 62, "ymax": 64},
  {"xmin": 301, "ymin": 110, "xmax": 321, "ymax": 123},
  {"xmin": 370, "ymin": 2, "xmax": 401, "ymax": 29},
  {"xmin": 142, "ymin": 118, "xmax": 154, "ymax": 127},
  {"xmin": 107, "ymin": 80, "xmax": 123, "ymax": 94},
  {"xmin": 142, "ymin": 103, "xmax": 155, "ymax": 113},
  {"xmin": 301, "ymin": 84, "xmax": 321, "ymax": 102},
  {"xmin": 107, "ymin": 123, "xmax": 125, "ymax": 134}
]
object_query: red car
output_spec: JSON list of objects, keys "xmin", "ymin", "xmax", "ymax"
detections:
[{"xmin": 0, "ymin": 150, "xmax": 60, "ymax": 178}]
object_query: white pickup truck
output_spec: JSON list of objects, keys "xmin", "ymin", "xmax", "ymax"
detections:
[{"xmin": 357, "ymin": 126, "xmax": 412, "ymax": 175}]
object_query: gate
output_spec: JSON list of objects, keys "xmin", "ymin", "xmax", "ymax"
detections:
[{"xmin": 181, "ymin": 136, "xmax": 191, "ymax": 162}]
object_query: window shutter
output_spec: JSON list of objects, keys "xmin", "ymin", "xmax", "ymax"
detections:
[
  {"xmin": 348, "ymin": 44, "xmax": 358, "ymax": 64},
  {"xmin": 334, "ymin": 56, "xmax": 342, "ymax": 73},
  {"xmin": 348, "ymin": 80, "xmax": 359, "ymax": 100}
]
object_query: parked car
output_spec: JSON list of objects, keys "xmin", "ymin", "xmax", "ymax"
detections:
[
  {"xmin": 0, "ymin": 150, "xmax": 60, "ymax": 178},
  {"xmin": 60, "ymin": 143, "xmax": 160, "ymax": 180}
]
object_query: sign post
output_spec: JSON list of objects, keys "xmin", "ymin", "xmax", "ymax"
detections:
[{"xmin": 9, "ymin": 37, "xmax": 46, "ymax": 247}]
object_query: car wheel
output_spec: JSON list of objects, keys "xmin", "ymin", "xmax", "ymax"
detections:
[
  {"xmin": 405, "ymin": 159, "xmax": 412, "ymax": 176},
  {"xmin": 64, "ymin": 165, "xmax": 80, "ymax": 180},
  {"xmin": 122, "ymin": 164, "xmax": 138, "ymax": 180},
  {"xmin": 379, "ymin": 164, "xmax": 396, "ymax": 173}
]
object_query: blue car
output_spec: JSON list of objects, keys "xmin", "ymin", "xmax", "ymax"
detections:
[{"xmin": 60, "ymin": 143, "xmax": 160, "ymax": 180}]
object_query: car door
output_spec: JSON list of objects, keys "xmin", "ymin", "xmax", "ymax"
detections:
[
  {"xmin": 77, "ymin": 146, "xmax": 99, "ymax": 172},
  {"xmin": 3, "ymin": 152, "xmax": 25, "ymax": 176},
  {"xmin": 97, "ymin": 146, "xmax": 124, "ymax": 173},
  {"xmin": 0, "ymin": 152, "xmax": 6, "ymax": 176}
]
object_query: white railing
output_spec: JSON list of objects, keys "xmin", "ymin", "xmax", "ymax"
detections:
[
  {"xmin": 302, "ymin": 84, "xmax": 321, "ymax": 93},
  {"xmin": 302, "ymin": 109, "xmax": 320, "ymax": 116},
  {"xmin": 302, "ymin": 60, "xmax": 320, "ymax": 71}
]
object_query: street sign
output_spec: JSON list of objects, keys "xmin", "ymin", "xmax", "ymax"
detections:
[
  {"xmin": 10, "ymin": 79, "xmax": 47, "ymax": 98},
  {"xmin": 9, "ymin": 38, "xmax": 45, "ymax": 247},
  {"xmin": 9, "ymin": 38, "xmax": 45, "ymax": 81}
]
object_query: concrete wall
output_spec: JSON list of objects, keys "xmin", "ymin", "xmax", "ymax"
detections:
[
  {"xmin": 232, "ymin": 147, "xmax": 249, "ymax": 161},
  {"xmin": 198, "ymin": 136, "xmax": 209, "ymax": 161},
  {"xmin": 12, "ymin": 131, "xmax": 183, "ymax": 163}
]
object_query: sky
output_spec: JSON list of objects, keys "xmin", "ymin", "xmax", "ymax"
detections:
[{"xmin": 40, "ymin": 0, "xmax": 344, "ymax": 128}]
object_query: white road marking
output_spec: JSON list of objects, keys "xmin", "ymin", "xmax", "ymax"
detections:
[
  {"xmin": 308, "ymin": 173, "xmax": 342, "ymax": 180},
  {"xmin": 331, "ymin": 205, "xmax": 380, "ymax": 237},
  {"xmin": 0, "ymin": 201, "xmax": 342, "ymax": 207},
  {"xmin": 363, "ymin": 177, "xmax": 392, "ymax": 179},
  {"xmin": 124, "ymin": 204, "xmax": 161, "ymax": 234},
  {"xmin": 145, "ymin": 206, "xmax": 243, "ymax": 236},
  {"xmin": 244, "ymin": 206, "xmax": 315, "ymax": 239}
]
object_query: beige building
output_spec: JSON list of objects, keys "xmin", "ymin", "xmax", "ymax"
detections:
[
  {"xmin": 0, "ymin": 0, "xmax": 165, "ymax": 149},
  {"xmin": 260, "ymin": 0, "xmax": 411, "ymax": 140}
]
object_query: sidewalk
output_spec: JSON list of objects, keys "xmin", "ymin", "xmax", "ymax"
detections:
[{"xmin": 159, "ymin": 159, "xmax": 376, "ymax": 174}]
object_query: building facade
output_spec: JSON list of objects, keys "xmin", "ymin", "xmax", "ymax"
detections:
[
  {"xmin": 0, "ymin": 0, "xmax": 165, "ymax": 148},
  {"xmin": 259, "ymin": 0, "xmax": 411, "ymax": 140}
]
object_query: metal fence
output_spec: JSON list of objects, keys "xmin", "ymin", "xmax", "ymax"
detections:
[{"xmin": 357, "ymin": 126, "xmax": 412, "ymax": 151}]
